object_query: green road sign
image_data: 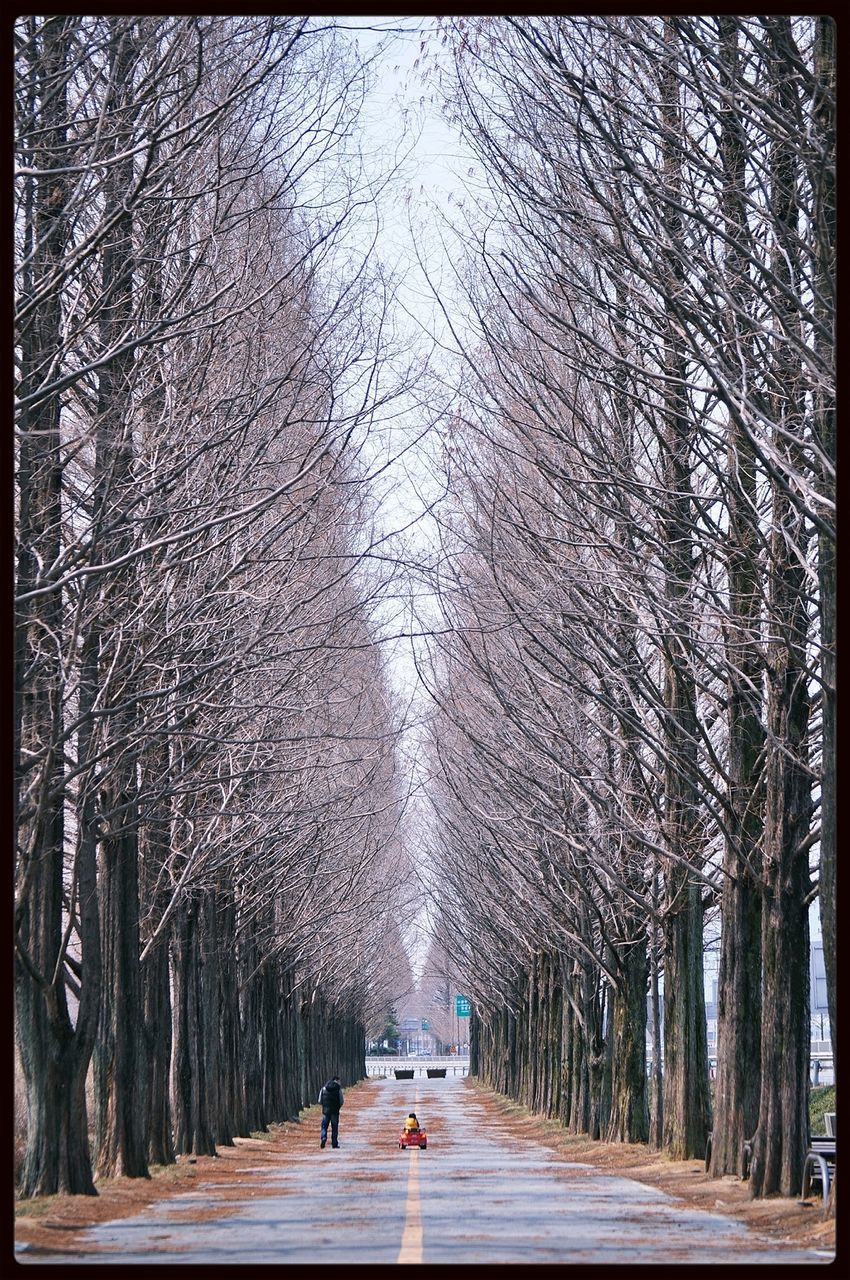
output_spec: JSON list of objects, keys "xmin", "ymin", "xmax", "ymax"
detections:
[{"xmin": 455, "ymin": 994, "xmax": 471, "ymax": 1016}]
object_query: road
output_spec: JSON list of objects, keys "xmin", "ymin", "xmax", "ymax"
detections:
[{"xmin": 18, "ymin": 1076, "xmax": 829, "ymax": 1265}]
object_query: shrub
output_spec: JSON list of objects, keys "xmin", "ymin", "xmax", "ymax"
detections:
[{"xmin": 809, "ymin": 1085, "xmax": 836, "ymax": 1136}]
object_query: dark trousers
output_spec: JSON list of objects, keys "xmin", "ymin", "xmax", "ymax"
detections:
[{"xmin": 321, "ymin": 1108, "xmax": 340, "ymax": 1146}]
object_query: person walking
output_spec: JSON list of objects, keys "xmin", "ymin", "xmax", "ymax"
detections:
[{"xmin": 319, "ymin": 1075, "xmax": 344, "ymax": 1149}]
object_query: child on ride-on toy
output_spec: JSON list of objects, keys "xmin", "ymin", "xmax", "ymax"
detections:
[{"xmin": 398, "ymin": 1111, "xmax": 427, "ymax": 1149}]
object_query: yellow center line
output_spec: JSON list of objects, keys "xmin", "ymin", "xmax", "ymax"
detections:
[{"xmin": 397, "ymin": 1088, "xmax": 423, "ymax": 1265}]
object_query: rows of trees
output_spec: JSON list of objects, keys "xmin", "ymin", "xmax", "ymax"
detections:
[
  {"xmin": 14, "ymin": 15, "xmax": 416, "ymax": 1197},
  {"xmin": 422, "ymin": 16, "xmax": 834, "ymax": 1201}
]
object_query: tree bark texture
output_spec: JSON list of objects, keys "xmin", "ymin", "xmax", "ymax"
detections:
[
  {"xmin": 172, "ymin": 900, "xmax": 217, "ymax": 1157},
  {"xmin": 747, "ymin": 17, "xmax": 814, "ymax": 1200},
  {"xmin": 709, "ymin": 15, "xmax": 765, "ymax": 1180},
  {"xmin": 659, "ymin": 19, "xmax": 711, "ymax": 1162},
  {"xmin": 91, "ymin": 20, "xmax": 150, "ymax": 1182},
  {"xmin": 606, "ymin": 939, "xmax": 649, "ymax": 1143},
  {"xmin": 812, "ymin": 15, "xmax": 836, "ymax": 1097},
  {"xmin": 14, "ymin": 16, "xmax": 99, "ymax": 1198}
]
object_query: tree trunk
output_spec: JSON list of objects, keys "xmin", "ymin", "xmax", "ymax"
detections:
[
  {"xmin": 607, "ymin": 937, "xmax": 649, "ymax": 1143},
  {"xmin": 662, "ymin": 876, "xmax": 710, "ymax": 1159},
  {"xmin": 469, "ymin": 1009, "xmax": 480, "ymax": 1077},
  {"xmin": 215, "ymin": 893, "xmax": 244, "ymax": 1140},
  {"xmin": 142, "ymin": 934, "xmax": 174, "ymax": 1167},
  {"xmin": 545, "ymin": 954, "xmax": 562, "ymax": 1118},
  {"xmin": 711, "ymin": 865, "xmax": 761, "ymax": 1176},
  {"xmin": 812, "ymin": 15, "xmax": 836, "ymax": 1098},
  {"xmin": 659, "ymin": 19, "xmax": 711, "ymax": 1162},
  {"xmin": 172, "ymin": 900, "xmax": 217, "ymax": 1156},
  {"xmin": 588, "ymin": 973, "xmax": 606, "ymax": 1141},
  {"xmin": 239, "ymin": 940, "xmax": 268, "ymax": 1136},
  {"xmin": 94, "ymin": 818, "xmax": 149, "ymax": 1179},
  {"xmin": 710, "ymin": 16, "xmax": 765, "ymax": 1180},
  {"xmin": 648, "ymin": 874, "xmax": 663, "ymax": 1149},
  {"xmin": 748, "ymin": 441, "xmax": 812, "ymax": 1197},
  {"xmin": 91, "ymin": 20, "xmax": 149, "ymax": 1182},
  {"xmin": 199, "ymin": 891, "xmax": 228, "ymax": 1145},
  {"xmin": 567, "ymin": 998, "xmax": 588, "ymax": 1135},
  {"xmin": 747, "ymin": 17, "xmax": 813, "ymax": 1200},
  {"xmin": 138, "ymin": 744, "xmax": 175, "ymax": 1167},
  {"xmin": 14, "ymin": 15, "xmax": 98, "ymax": 1198}
]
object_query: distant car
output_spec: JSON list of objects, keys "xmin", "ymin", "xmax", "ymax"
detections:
[{"xmin": 420, "ymin": 1051, "xmax": 432, "ymax": 1057}]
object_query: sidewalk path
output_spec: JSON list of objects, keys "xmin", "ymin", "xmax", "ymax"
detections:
[{"xmin": 16, "ymin": 1077, "xmax": 832, "ymax": 1265}]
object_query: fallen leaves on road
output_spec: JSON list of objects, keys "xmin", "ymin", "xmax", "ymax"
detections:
[
  {"xmin": 470, "ymin": 1082, "xmax": 835, "ymax": 1256},
  {"xmin": 14, "ymin": 1078, "xmax": 836, "ymax": 1259}
]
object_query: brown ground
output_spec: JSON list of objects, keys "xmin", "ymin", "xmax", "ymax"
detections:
[{"xmin": 14, "ymin": 1079, "xmax": 836, "ymax": 1259}]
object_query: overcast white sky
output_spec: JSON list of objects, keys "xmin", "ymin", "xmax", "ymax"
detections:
[
  {"xmin": 323, "ymin": 20, "xmax": 473, "ymax": 967},
  {"xmin": 333, "ymin": 17, "xmax": 472, "ymax": 677},
  {"xmin": 347, "ymin": 16, "xmax": 472, "ymax": 294}
]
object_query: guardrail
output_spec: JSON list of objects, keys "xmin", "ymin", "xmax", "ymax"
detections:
[{"xmin": 365, "ymin": 1056, "xmax": 469, "ymax": 1078}]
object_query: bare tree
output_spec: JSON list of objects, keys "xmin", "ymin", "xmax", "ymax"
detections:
[
  {"xmin": 15, "ymin": 14, "xmax": 417, "ymax": 1194},
  {"xmin": 421, "ymin": 12, "xmax": 831, "ymax": 1188}
]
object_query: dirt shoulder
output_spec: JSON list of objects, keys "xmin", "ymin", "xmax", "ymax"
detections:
[
  {"xmin": 13, "ymin": 1078, "xmax": 836, "ymax": 1259},
  {"xmin": 13, "ymin": 1106, "xmax": 326, "ymax": 1257}
]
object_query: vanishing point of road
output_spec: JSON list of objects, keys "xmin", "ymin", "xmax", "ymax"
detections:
[{"xmin": 17, "ymin": 1075, "xmax": 831, "ymax": 1266}]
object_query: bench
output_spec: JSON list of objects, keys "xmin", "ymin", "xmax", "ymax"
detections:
[
  {"xmin": 802, "ymin": 1137, "xmax": 836, "ymax": 1203},
  {"xmin": 706, "ymin": 1132, "xmax": 831, "ymax": 1196}
]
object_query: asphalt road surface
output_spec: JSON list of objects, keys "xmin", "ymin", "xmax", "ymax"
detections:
[{"xmin": 18, "ymin": 1076, "xmax": 830, "ymax": 1265}]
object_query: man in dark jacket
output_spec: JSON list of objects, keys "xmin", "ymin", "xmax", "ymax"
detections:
[{"xmin": 319, "ymin": 1075, "xmax": 344, "ymax": 1149}]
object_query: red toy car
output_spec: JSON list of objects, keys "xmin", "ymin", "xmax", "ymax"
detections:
[{"xmin": 398, "ymin": 1122, "xmax": 427, "ymax": 1150}]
